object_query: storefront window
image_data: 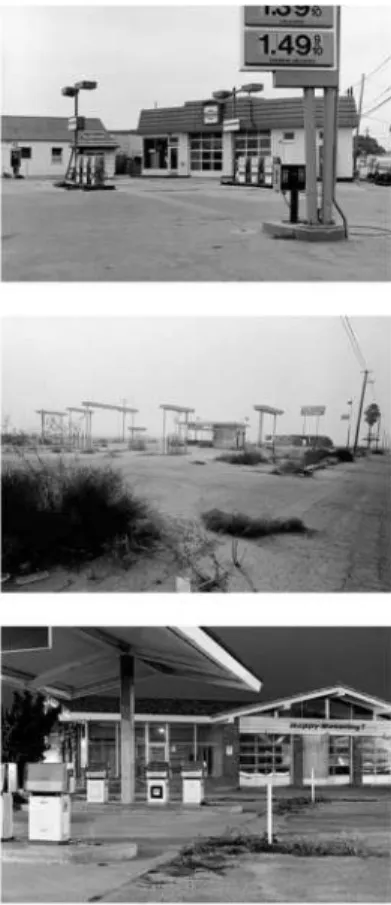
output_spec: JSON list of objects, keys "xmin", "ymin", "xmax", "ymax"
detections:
[
  {"xmin": 88, "ymin": 722, "xmax": 116, "ymax": 776},
  {"xmin": 143, "ymin": 138, "xmax": 168, "ymax": 170},
  {"xmin": 361, "ymin": 737, "xmax": 391, "ymax": 776},
  {"xmin": 240, "ymin": 734, "xmax": 291, "ymax": 774},
  {"xmin": 149, "ymin": 723, "xmax": 167, "ymax": 743},
  {"xmin": 234, "ymin": 131, "xmax": 271, "ymax": 165},
  {"xmin": 329, "ymin": 736, "xmax": 350, "ymax": 775},
  {"xmin": 190, "ymin": 132, "xmax": 222, "ymax": 172}
]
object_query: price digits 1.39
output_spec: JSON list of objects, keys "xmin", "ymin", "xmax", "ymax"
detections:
[{"xmin": 259, "ymin": 31, "xmax": 323, "ymax": 56}]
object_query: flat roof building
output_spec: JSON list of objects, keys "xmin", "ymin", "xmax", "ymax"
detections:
[
  {"xmin": 58, "ymin": 684, "xmax": 391, "ymax": 791},
  {"xmin": 1, "ymin": 116, "xmax": 118, "ymax": 178},
  {"xmin": 137, "ymin": 95, "xmax": 358, "ymax": 182}
]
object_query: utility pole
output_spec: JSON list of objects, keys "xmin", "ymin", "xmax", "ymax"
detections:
[
  {"xmin": 353, "ymin": 370, "xmax": 371, "ymax": 455},
  {"xmin": 346, "ymin": 399, "xmax": 353, "ymax": 449},
  {"xmin": 354, "ymin": 73, "xmax": 366, "ymax": 178}
]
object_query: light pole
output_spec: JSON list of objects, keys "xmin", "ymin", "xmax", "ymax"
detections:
[
  {"xmin": 213, "ymin": 83, "xmax": 264, "ymax": 182},
  {"xmin": 61, "ymin": 80, "xmax": 97, "ymax": 183}
]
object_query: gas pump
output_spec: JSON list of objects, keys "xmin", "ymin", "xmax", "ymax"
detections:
[
  {"xmin": 264, "ymin": 156, "xmax": 274, "ymax": 188},
  {"xmin": 236, "ymin": 156, "xmax": 247, "ymax": 185},
  {"xmin": 250, "ymin": 156, "xmax": 261, "ymax": 186},
  {"xmin": 273, "ymin": 157, "xmax": 282, "ymax": 192}
]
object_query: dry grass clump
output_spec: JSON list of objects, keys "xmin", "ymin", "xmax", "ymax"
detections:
[{"xmin": 202, "ymin": 508, "xmax": 307, "ymax": 539}]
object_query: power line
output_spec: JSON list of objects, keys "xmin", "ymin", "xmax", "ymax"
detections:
[
  {"xmin": 343, "ymin": 54, "xmax": 391, "ymax": 97},
  {"xmin": 362, "ymin": 95, "xmax": 391, "ymax": 118},
  {"xmin": 341, "ymin": 317, "xmax": 367, "ymax": 371}
]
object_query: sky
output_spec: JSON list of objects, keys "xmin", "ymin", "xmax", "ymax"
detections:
[
  {"xmin": 141, "ymin": 626, "xmax": 391, "ymax": 702},
  {"xmin": 2, "ymin": 316, "xmax": 390, "ymax": 446},
  {"xmin": 1, "ymin": 4, "xmax": 391, "ymax": 148}
]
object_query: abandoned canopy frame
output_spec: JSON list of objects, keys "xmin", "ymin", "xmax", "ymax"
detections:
[{"xmin": 1, "ymin": 627, "xmax": 261, "ymax": 803}]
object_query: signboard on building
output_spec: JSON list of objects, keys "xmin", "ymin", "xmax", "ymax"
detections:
[
  {"xmin": 1, "ymin": 627, "xmax": 52, "ymax": 653},
  {"xmin": 240, "ymin": 716, "xmax": 391, "ymax": 738},
  {"xmin": 68, "ymin": 116, "xmax": 86, "ymax": 131},
  {"xmin": 203, "ymin": 103, "xmax": 220, "ymax": 126},
  {"xmin": 223, "ymin": 118, "xmax": 241, "ymax": 133},
  {"xmin": 242, "ymin": 6, "xmax": 337, "ymax": 74},
  {"xmin": 301, "ymin": 406, "xmax": 326, "ymax": 417}
]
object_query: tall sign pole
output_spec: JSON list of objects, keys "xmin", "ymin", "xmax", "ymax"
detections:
[
  {"xmin": 242, "ymin": 7, "xmax": 344, "ymax": 241},
  {"xmin": 303, "ymin": 86, "xmax": 318, "ymax": 224}
]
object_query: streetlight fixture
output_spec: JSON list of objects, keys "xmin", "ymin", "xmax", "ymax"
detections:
[
  {"xmin": 213, "ymin": 83, "xmax": 264, "ymax": 182},
  {"xmin": 61, "ymin": 79, "xmax": 98, "ymax": 183},
  {"xmin": 213, "ymin": 82, "xmax": 263, "ymax": 119}
]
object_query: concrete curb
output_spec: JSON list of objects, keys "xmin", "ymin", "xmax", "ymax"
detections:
[
  {"xmin": 262, "ymin": 221, "xmax": 346, "ymax": 242},
  {"xmin": 1, "ymin": 840, "xmax": 138, "ymax": 865}
]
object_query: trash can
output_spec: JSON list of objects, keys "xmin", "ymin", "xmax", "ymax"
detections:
[
  {"xmin": 86, "ymin": 770, "xmax": 108, "ymax": 803},
  {"xmin": 1, "ymin": 763, "xmax": 15, "ymax": 840},
  {"xmin": 145, "ymin": 761, "xmax": 170, "ymax": 805},
  {"xmin": 180, "ymin": 761, "xmax": 205, "ymax": 805},
  {"xmin": 25, "ymin": 763, "xmax": 70, "ymax": 843}
]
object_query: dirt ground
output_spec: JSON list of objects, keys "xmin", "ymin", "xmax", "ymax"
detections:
[
  {"xmin": 101, "ymin": 796, "xmax": 391, "ymax": 902},
  {"xmin": 3, "ymin": 449, "xmax": 390, "ymax": 593},
  {"xmin": 3, "ymin": 794, "xmax": 390, "ymax": 903},
  {"xmin": 2, "ymin": 178, "xmax": 390, "ymax": 281}
]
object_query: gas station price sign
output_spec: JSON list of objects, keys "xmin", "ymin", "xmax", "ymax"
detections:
[
  {"xmin": 244, "ymin": 28, "xmax": 335, "ymax": 68},
  {"xmin": 242, "ymin": 5, "xmax": 336, "ymax": 71},
  {"xmin": 244, "ymin": 7, "xmax": 335, "ymax": 29}
]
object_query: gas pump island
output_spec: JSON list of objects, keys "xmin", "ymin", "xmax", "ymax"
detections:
[{"xmin": 242, "ymin": 5, "xmax": 347, "ymax": 241}]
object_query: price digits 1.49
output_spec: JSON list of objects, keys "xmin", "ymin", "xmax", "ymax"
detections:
[{"xmin": 259, "ymin": 32, "xmax": 323, "ymax": 56}]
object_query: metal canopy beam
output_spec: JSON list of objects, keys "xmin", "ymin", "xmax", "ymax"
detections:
[{"xmin": 81, "ymin": 401, "xmax": 138, "ymax": 414}]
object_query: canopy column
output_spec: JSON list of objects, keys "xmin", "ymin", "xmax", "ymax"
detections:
[{"xmin": 120, "ymin": 653, "xmax": 135, "ymax": 804}]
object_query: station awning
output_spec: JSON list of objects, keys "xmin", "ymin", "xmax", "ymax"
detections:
[{"xmin": 1, "ymin": 627, "xmax": 261, "ymax": 700}]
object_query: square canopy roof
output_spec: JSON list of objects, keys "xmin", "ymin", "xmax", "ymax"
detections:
[{"xmin": 1, "ymin": 627, "xmax": 261, "ymax": 700}]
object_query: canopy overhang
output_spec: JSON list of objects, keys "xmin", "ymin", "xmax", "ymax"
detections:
[{"xmin": 1, "ymin": 627, "xmax": 261, "ymax": 700}]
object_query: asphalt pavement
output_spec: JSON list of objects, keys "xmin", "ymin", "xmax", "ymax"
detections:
[{"xmin": 2, "ymin": 178, "xmax": 390, "ymax": 280}]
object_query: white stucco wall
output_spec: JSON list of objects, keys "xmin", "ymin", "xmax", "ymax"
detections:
[
  {"xmin": 2, "ymin": 141, "xmax": 116, "ymax": 179},
  {"xmin": 2, "ymin": 140, "xmax": 71, "ymax": 177},
  {"xmin": 222, "ymin": 132, "xmax": 234, "ymax": 178},
  {"xmin": 178, "ymin": 134, "xmax": 190, "ymax": 176},
  {"xmin": 271, "ymin": 128, "xmax": 354, "ymax": 179},
  {"xmin": 139, "ymin": 127, "xmax": 354, "ymax": 180}
]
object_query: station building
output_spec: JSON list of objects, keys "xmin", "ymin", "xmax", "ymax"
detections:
[
  {"xmin": 59, "ymin": 685, "xmax": 391, "ymax": 789},
  {"xmin": 188, "ymin": 421, "xmax": 247, "ymax": 449},
  {"xmin": 1, "ymin": 116, "xmax": 118, "ymax": 178},
  {"xmin": 137, "ymin": 95, "xmax": 358, "ymax": 182}
]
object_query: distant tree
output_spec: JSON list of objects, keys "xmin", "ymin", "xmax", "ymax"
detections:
[
  {"xmin": 1, "ymin": 691, "xmax": 60, "ymax": 788},
  {"xmin": 354, "ymin": 133, "xmax": 386, "ymax": 158},
  {"xmin": 364, "ymin": 403, "xmax": 381, "ymax": 448}
]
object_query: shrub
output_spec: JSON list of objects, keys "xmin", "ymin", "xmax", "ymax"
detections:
[
  {"xmin": 334, "ymin": 447, "xmax": 354, "ymax": 462},
  {"xmin": 202, "ymin": 508, "xmax": 307, "ymax": 539},
  {"xmin": 216, "ymin": 451, "xmax": 269, "ymax": 466},
  {"xmin": 2, "ymin": 461, "xmax": 162, "ymax": 575}
]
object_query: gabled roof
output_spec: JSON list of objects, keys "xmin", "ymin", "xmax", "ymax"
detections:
[
  {"xmin": 138, "ymin": 96, "xmax": 358, "ymax": 135},
  {"xmin": 1, "ymin": 116, "xmax": 118, "ymax": 148},
  {"xmin": 213, "ymin": 684, "xmax": 391, "ymax": 722}
]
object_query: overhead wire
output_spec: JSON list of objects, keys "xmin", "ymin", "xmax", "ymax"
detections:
[
  {"xmin": 362, "ymin": 95, "xmax": 391, "ymax": 118},
  {"xmin": 341, "ymin": 317, "xmax": 368, "ymax": 371},
  {"xmin": 345, "ymin": 318, "xmax": 368, "ymax": 371}
]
